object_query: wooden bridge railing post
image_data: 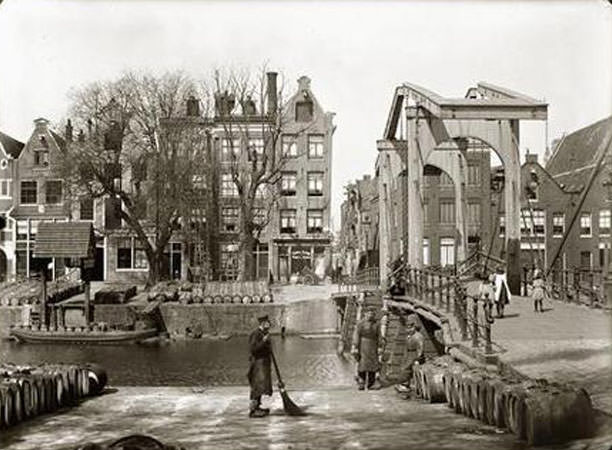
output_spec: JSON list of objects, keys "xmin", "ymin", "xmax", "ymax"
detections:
[
  {"xmin": 522, "ymin": 267, "xmax": 529, "ymax": 296},
  {"xmin": 445, "ymin": 276, "xmax": 451, "ymax": 313},
  {"xmin": 472, "ymin": 297, "xmax": 479, "ymax": 348}
]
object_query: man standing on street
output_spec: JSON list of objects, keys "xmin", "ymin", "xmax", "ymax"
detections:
[
  {"xmin": 395, "ymin": 316, "xmax": 425, "ymax": 394},
  {"xmin": 247, "ymin": 314, "xmax": 273, "ymax": 418},
  {"xmin": 353, "ymin": 306, "xmax": 382, "ymax": 390}
]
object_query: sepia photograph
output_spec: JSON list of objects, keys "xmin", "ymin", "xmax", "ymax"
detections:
[{"xmin": 0, "ymin": 0, "xmax": 611, "ymax": 448}]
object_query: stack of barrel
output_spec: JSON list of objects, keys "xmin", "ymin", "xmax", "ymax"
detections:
[
  {"xmin": 411, "ymin": 356, "xmax": 595, "ymax": 445},
  {"xmin": 0, "ymin": 363, "xmax": 107, "ymax": 428},
  {"xmin": 147, "ymin": 281, "xmax": 273, "ymax": 304}
]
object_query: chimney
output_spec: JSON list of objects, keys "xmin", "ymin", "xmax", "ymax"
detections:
[
  {"xmin": 65, "ymin": 119, "xmax": 73, "ymax": 142},
  {"xmin": 87, "ymin": 118, "xmax": 93, "ymax": 136},
  {"xmin": 266, "ymin": 72, "xmax": 278, "ymax": 116},
  {"xmin": 186, "ymin": 96, "xmax": 200, "ymax": 117},
  {"xmin": 526, "ymin": 154, "xmax": 538, "ymax": 164},
  {"xmin": 298, "ymin": 76, "xmax": 311, "ymax": 91},
  {"xmin": 78, "ymin": 129, "xmax": 85, "ymax": 142}
]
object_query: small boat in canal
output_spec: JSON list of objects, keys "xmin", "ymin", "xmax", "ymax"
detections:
[{"xmin": 9, "ymin": 326, "xmax": 159, "ymax": 345}]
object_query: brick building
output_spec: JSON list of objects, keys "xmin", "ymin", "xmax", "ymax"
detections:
[
  {"xmin": 169, "ymin": 73, "xmax": 335, "ymax": 283},
  {"xmin": 376, "ymin": 141, "xmax": 492, "ymax": 272},
  {"xmin": 490, "ymin": 116, "xmax": 611, "ymax": 274},
  {"xmin": 339, "ymin": 174, "xmax": 379, "ymax": 276}
]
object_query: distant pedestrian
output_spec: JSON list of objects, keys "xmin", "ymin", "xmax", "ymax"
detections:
[
  {"xmin": 247, "ymin": 314, "xmax": 273, "ymax": 418},
  {"xmin": 493, "ymin": 267, "xmax": 511, "ymax": 318},
  {"xmin": 531, "ymin": 269, "xmax": 546, "ymax": 313},
  {"xmin": 395, "ymin": 317, "xmax": 425, "ymax": 394},
  {"xmin": 478, "ymin": 271, "xmax": 495, "ymax": 305},
  {"xmin": 353, "ymin": 306, "xmax": 382, "ymax": 390}
]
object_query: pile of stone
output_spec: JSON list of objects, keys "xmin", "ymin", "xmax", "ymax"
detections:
[
  {"xmin": 146, "ymin": 280, "xmax": 273, "ymax": 304},
  {"xmin": 412, "ymin": 356, "xmax": 595, "ymax": 446},
  {"xmin": 94, "ymin": 284, "xmax": 137, "ymax": 304},
  {"xmin": 0, "ymin": 363, "xmax": 107, "ymax": 428}
]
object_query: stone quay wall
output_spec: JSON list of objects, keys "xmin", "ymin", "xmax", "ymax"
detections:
[{"xmin": 0, "ymin": 298, "xmax": 338, "ymax": 338}]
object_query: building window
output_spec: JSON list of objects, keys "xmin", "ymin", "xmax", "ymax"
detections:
[
  {"xmin": 308, "ymin": 135, "xmax": 324, "ymax": 159},
  {"xmin": 580, "ymin": 251, "xmax": 592, "ymax": 269},
  {"xmin": 80, "ymin": 197, "xmax": 94, "ymax": 221},
  {"xmin": 439, "ymin": 201, "xmax": 455, "ymax": 224},
  {"xmin": 499, "ymin": 216, "xmax": 505, "ymax": 237},
  {"xmin": 282, "ymin": 135, "xmax": 298, "ymax": 158},
  {"xmin": 253, "ymin": 207, "xmax": 267, "ymax": 227},
  {"xmin": 599, "ymin": 242, "xmax": 610, "ymax": 268},
  {"xmin": 307, "ymin": 171, "xmax": 324, "ymax": 196},
  {"xmin": 248, "ymin": 138, "xmax": 265, "ymax": 156},
  {"xmin": 280, "ymin": 209, "xmax": 296, "ymax": 234},
  {"xmin": 255, "ymin": 183, "xmax": 267, "ymax": 199},
  {"xmin": 20, "ymin": 181, "xmax": 37, "ymax": 204},
  {"xmin": 222, "ymin": 207, "xmax": 239, "ymax": 233},
  {"xmin": 34, "ymin": 150, "xmax": 49, "ymax": 167},
  {"xmin": 220, "ymin": 243, "xmax": 238, "ymax": 281},
  {"xmin": 117, "ymin": 237, "xmax": 148, "ymax": 270},
  {"xmin": 552, "ymin": 213, "xmax": 565, "ymax": 238},
  {"xmin": 281, "ymin": 172, "xmax": 297, "ymax": 196},
  {"xmin": 0, "ymin": 179, "xmax": 11, "ymax": 198},
  {"xmin": 45, "ymin": 180, "xmax": 63, "ymax": 204},
  {"xmin": 307, "ymin": 209, "xmax": 323, "ymax": 233},
  {"xmin": 532, "ymin": 209, "xmax": 545, "ymax": 236},
  {"xmin": 423, "ymin": 201, "xmax": 429, "ymax": 223},
  {"xmin": 599, "ymin": 209, "xmax": 611, "ymax": 237},
  {"xmin": 440, "ymin": 172, "xmax": 453, "ymax": 186},
  {"xmin": 221, "ymin": 138, "xmax": 240, "ymax": 161},
  {"xmin": 296, "ymin": 101, "xmax": 313, "ymax": 122},
  {"xmin": 580, "ymin": 213, "xmax": 592, "ymax": 237},
  {"xmin": 220, "ymin": 173, "xmax": 238, "ymax": 197},
  {"xmin": 440, "ymin": 237, "xmax": 455, "ymax": 267},
  {"xmin": 467, "ymin": 202, "xmax": 481, "ymax": 225},
  {"xmin": 423, "ymin": 238, "xmax": 430, "ymax": 266},
  {"xmin": 467, "ymin": 165, "xmax": 480, "ymax": 185}
]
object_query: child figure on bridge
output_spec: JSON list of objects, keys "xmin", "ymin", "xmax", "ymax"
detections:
[
  {"xmin": 531, "ymin": 269, "xmax": 546, "ymax": 313},
  {"xmin": 493, "ymin": 267, "xmax": 511, "ymax": 318}
]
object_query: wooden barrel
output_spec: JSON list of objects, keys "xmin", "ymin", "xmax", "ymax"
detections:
[
  {"xmin": 451, "ymin": 371, "xmax": 464, "ymax": 414},
  {"xmin": 262, "ymin": 294, "xmax": 272, "ymax": 303},
  {"xmin": 223, "ymin": 295, "xmax": 232, "ymax": 304},
  {"xmin": 466, "ymin": 372, "xmax": 484, "ymax": 420},
  {"xmin": 86, "ymin": 364, "xmax": 108, "ymax": 396},
  {"xmin": 505, "ymin": 384, "xmax": 527, "ymax": 439},
  {"xmin": 490, "ymin": 379, "xmax": 507, "ymax": 428},
  {"xmin": 1, "ymin": 385, "xmax": 14, "ymax": 427},
  {"xmin": 424, "ymin": 365, "xmax": 446, "ymax": 403},
  {"xmin": 524, "ymin": 392, "xmax": 554, "ymax": 446},
  {"xmin": 252, "ymin": 295, "xmax": 262, "ymax": 304},
  {"xmin": 203, "ymin": 296, "xmax": 213, "ymax": 304},
  {"xmin": 53, "ymin": 373, "xmax": 64, "ymax": 408},
  {"xmin": 20, "ymin": 379, "xmax": 33, "ymax": 418}
]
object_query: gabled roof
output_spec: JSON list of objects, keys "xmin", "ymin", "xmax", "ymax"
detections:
[
  {"xmin": 0, "ymin": 131, "xmax": 25, "ymax": 158},
  {"xmin": 546, "ymin": 116, "xmax": 612, "ymax": 176},
  {"xmin": 34, "ymin": 221, "xmax": 94, "ymax": 258},
  {"xmin": 50, "ymin": 130, "xmax": 67, "ymax": 152}
]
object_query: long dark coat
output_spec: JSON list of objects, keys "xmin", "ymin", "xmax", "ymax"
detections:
[
  {"xmin": 247, "ymin": 328, "xmax": 273, "ymax": 398},
  {"xmin": 356, "ymin": 319, "xmax": 381, "ymax": 372}
]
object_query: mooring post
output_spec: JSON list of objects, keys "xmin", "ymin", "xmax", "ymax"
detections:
[
  {"xmin": 522, "ymin": 267, "xmax": 529, "ymax": 296},
  {"xmin": 472, "ymin": 297, "xmax": 479, "ymax": 348}
]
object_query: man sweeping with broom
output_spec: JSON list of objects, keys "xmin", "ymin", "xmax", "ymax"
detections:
[{"xmin": 248, "ymin": 314, "xmax": 305, "ymax": 418}]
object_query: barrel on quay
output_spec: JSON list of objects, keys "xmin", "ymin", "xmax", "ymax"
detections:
[{"xmin": 0, "ymin": 363, "xmax": 107, "ymax": 428}]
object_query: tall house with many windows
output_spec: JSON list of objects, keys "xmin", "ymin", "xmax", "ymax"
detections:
[{"xmin": 273, "ymin": 76, "xmax": 334, "ymax": 282}]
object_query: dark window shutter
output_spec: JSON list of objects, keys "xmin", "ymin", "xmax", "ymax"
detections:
[{"xmin": 105, "ymin": 197, "xmax": 122, "ymax": 229}]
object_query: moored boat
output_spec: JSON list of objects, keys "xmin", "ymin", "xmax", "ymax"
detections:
[{"xmin": 9, "ymin": 326, "xmax": 158, "ymax": 345}]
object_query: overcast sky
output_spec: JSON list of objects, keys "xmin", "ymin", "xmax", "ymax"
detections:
[{"xmin": 1, "ymin": 0, "xmax": 610, "ymax": 229}]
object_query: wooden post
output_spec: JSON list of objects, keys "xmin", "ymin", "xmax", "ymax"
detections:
[
  {"xmin": 472, "ymin": 297, "xmax": 479, "ymax": 348},
  {"xmin": 41, "ymin": 268, "xmax": 48, "ymax": 328},
  {"xmin": 84, "ymin": 281, "xmax": 91, "ymax": 327},
  {"xmin": 445, "ymin": 276, "xmax": 451, "ymax": 313}
]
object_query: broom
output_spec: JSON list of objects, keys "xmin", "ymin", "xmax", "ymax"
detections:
[{"xmin": 270, "ymin": 351, "xmax": 306, "ymax": 416}]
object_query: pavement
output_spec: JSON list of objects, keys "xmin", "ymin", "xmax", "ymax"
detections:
[
  {"xmin": 486, "ymin": 292, "xmax": 612, "ymax": 415},
  {"xmin": 271, "ymin": 284, "xmax": 338, "ymax": 304},
  {"xmin": 3, "ymin": 386, "xmax": 612, "ymax": 450}
]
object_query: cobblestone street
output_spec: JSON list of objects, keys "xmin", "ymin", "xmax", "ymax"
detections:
[
  {"xmin": 491, "ymin": 294, "xmax": 612, "ymax": 414},
  {"xmin": 2, "ymin": 386, "xmax": 611, "ymax": 450}
]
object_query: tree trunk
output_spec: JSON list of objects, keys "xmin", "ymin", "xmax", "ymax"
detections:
[
  {"xmin": 145, "ymin": 250, "xmax": 162, "ymax": 289},
  {"xmin": 238, "ymin": 231, "xmax": 256, "ymax": 282}
]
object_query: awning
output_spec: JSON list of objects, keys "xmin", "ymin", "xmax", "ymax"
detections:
[{"xmin": 34, "ymin": 221, "xmax": 94, "ymax": 259}]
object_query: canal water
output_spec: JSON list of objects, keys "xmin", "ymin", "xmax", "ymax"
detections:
[{"xmin": 0, "ymin": 336, "xmax": 355, "ymax": 388}]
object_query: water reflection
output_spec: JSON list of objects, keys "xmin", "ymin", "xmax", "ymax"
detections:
[{"xmin": 0, "ymin": 337, "xmax": 354, "ymax": 387}]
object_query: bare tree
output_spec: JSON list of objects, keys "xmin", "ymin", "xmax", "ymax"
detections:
[
  {"xmin": 59, "ymin": 71, "xmax": 207, "ymax": 287},
  {"xmin": 203, "ymin": 67, "xmax": 315, "ymax": 281}
]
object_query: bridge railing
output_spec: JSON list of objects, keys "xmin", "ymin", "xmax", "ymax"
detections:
[
  {"xmin": 522, "ymin": 266, "xmax": 605, "ymax": 307},
  {"xmin": 395, "ymin": 266, "xmax": 497, "ymax": 355},
  {"xmin": 337, "ymin": 267, "xmax": 380, "ymax": 292}
]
